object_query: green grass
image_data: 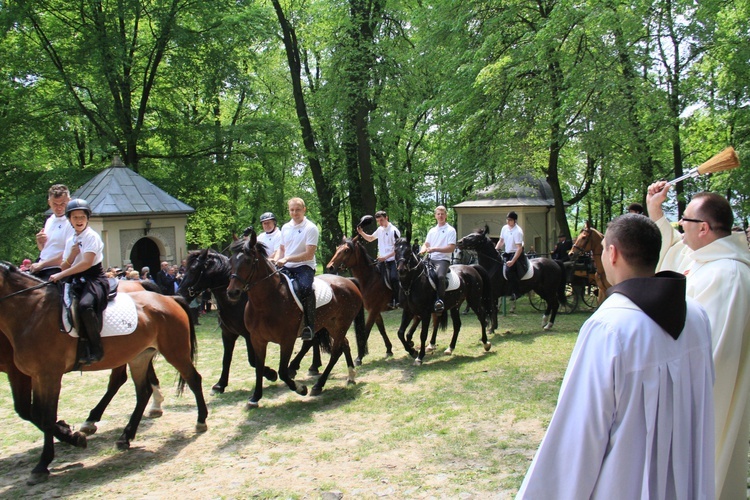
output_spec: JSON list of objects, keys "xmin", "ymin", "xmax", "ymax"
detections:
[{"xmin": 0, "ymin": 300, "xmax": 591, "ymax": 498}]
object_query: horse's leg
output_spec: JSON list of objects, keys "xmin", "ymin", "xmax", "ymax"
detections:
[
  {"xmin": 242, "ymin": 332, "xmax": 279, "ymax": 383},
  {"xmin": 79, "ymin": 365, "xmax": 129, "ymax": 435},
  {"xmin": 355, "ymin": 312, "xmax": 376, "ymax": 365},
  {"xmin": 445, "ymin": 307, "xmax": 462, "ymax": 355},
  {"xmin": 115, "ymin": 353, "xmax": 156, "ymax": 450},
  {"xmin": 374, "ymin": 314, "xmax": 394, "ymax": 357},
  {"xmin": 145, "ymin": 360, "xmax": 164, "ymax": 418},
  {"xmin": 288, "ymin": 339, "xmax": 315, "ymax": 379},
  {"xmin": 308, "ymin": 342, "xmax": 322, "ymax": 376},
  {"xmin": 159, "ymin": 338, "xmax": 208, "ymax": 431},
  {"xmin": 212, "ymin": 329, "xmax": 238, "ymax": 394},
  {"xmin": 248, "ymin": 339, "xmax": 268, "ymax": 407},
  {"xmin": 415, "ymin": 316, "xmax": 431, "ymax": 366},
  {"xmin": 276, "ymin": 339, "xmax": 308, "ymax": 400},
  {"xmin": 310, "ymin": 335, "xmax": 347, "ymax": 396},
  {"xmin": 396, "ymin": 309, "xmax": 418, "ymax": 358}
]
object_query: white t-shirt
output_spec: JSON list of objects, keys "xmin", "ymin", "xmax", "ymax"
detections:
[
  {"xmin": 39, "ymin": 214, "xmax": 76, "ymax": 263},
  {"xmin": 373, "ymin": 223, "xmax": 401, "ymax": 261},
  {"xmin": 280, "ymin": 217, "xmax": 319, "ymax": 270},
  {"xmin": 257, "ymin": 228, "xmax": 282, "ymax": 257},
  {"xmin": 425, "ymin": 223, "xmax": 456, "ymax": 261},
  {"xmin": 500, "ymin": 224, "xmax": 524, "ymax": 253},
  {"xmin": 63, "ymin": 226, "xmax": 104, "ymax": 267}
]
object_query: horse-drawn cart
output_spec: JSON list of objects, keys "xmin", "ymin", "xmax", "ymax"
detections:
[{"xmin": 528, "ymin": 254, "xmax": 599, "ymax": 314}]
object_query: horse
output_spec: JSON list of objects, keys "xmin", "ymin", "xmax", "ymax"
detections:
[
  {"xmin": 177, "ymin": 248, "xmax": 295, "ymax": 394},
  {"xmin": 0, "ymin": 262, "xmax": 208, "ymax": 484},
  {"xmin": 456, "ymin": 226, "xmax": 566, "ymax": 331},
  {"xmin": 393, "ymin": 238, "xmax": 492, "ymax": 365},
  {"xmin": 568, "ymin": 221, "xmax": 610, "ymax": 305},
  {"xmin": 226, "ymin": 230, "xmax": 366, "ymax": 406},
  {"xmin": 0, "ymin": 279, "xmax": 165, "ymax": 437},
  {"xmin": 325, "ymin": 237, "xmax": 407, "ymax": 364}
]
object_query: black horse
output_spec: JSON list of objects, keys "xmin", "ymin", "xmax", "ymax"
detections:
[
  {"xmin": 456, "ymin": 226, "xmax": 566, "ymax": 331},
  {"xmin": 393, "ymin": 238, "xmax": 492, "ymax": 365},
  {"xmin": 178, "ymin": 249, "xmax": 313, "ymax": 394}
]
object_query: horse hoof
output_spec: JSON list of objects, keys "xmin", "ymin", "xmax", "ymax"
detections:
[
  {"xmin": 347, "ymin": 379, "xmax": 356, "ymax": 386},
  {"xmin": 414, "ymin": 358, "xmax": 422, "ymax": 366},
  {"xmin": 145, "ymin": 409, "xmax": 163, "ymax": 419},
  {"xmin": 196, "ymin": 422, "xmax": 208, "ymax": 433},
  {"xmin": 288, "ymin": 370, "xmax": 297, "ymax": 379},
  {"xmin": 484, "ymin": 342, "xmax": 492, "ymax": 352},
  {"xmin": 444, "ymin": 348, "xmax": 453, "ymax": 355},
  {"xmin": 79, "ymin": 421, "xmax": 97, "ymax": 436},
  {"xmin": 211, "ymin": 384, "xmax": 225, "ymax": 395},
  {"xmin": 354, "ymin": 358, "xmax": 362, "ymax": 367},
  {"xmin": 385, "ymin": 351, "xmax": 393, "ymax": 357},
  {"xmin": 298, "ymin": 385, "xmax": 308, "ymax": 396},
  {"xmin": 264, "ymin": 370, "xmax": 278, "ymax": 382},
  {"xmin": 543, "ymin": 323, "xmax": 553, "ymax": 331},
  {"xmin": 74, "ymin": 432, "xmax": 87, "ymax": 449},
  {"xmin": 310, "ymin": 387, "xmax": 323, "ymax": 396},
  {"xmin": 426, "ymin": 344, "xmax": 436, "ymax": 352},
  {"xmin": 307, "ymin": 368, "xmax": 320, "ymax": 376},
  {"xmin": 116, "ymin": 439, "xmax": 130, "ymax": 451},
  {"xmin": 27, "ymin": 471, "xmax": 49, "ymax": 486}
]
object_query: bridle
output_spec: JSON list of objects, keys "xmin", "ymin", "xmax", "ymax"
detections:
[
  {"xmin": 0, "ymin": 280, "xmax": 52, "ymax": 303},
  {"xmin": 571, "ymin": 228, "xmax": 602, "ymax": 257},
  {"xmin": 229, "ymin": 250, "xmax": 280, "ymax": 293},
  {"xmin": 395, "ymin": 245, "xmax": 428, "ymax": 296}
]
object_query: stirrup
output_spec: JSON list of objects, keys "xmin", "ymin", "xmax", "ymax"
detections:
[
  {"xmin": 300, "ymin": 326, "xmax": 314, "ymax": 341},
  {"xmin": 434, "ymin": 300, "xmax": 444, "ymax": 313}
]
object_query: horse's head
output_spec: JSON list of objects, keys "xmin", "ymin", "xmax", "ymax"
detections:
[
  {"xmin": 227, "ymin": 229, "xmax": 275, "ymax": 302},
  {"xmin": 569, "ymin": 222, "xmax": 603, "ymax": 259},
  {"xmin": 326, "ymin": 238, "xmax": 357, "ymax": 274},
  {"xmin": 0, "ymin": 261, "xmax": 48, "ymax": 306},
  {"xmin": 457, "ymin": 226, "xmax": 492, "ymax": 251},
  {"xmin": 394, "ymin": 238, "xmax": 419, "ymax": 277},
  {"xmin": 178, "ymin": 248, "xmax": 230, "ymax": 299}
]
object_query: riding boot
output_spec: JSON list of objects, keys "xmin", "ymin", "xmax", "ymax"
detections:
[
  {"xmin": 80, "ymin": 308, "xmax": 104, "ymax": 365},
  {"xmin": 300, "ymin": 293, "xmax": 316, "ymax": 341}
]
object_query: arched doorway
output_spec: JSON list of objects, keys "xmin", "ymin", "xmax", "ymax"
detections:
[{"xmin": 130, "ymin": 237, "xmax": 160, "ymax": 278}]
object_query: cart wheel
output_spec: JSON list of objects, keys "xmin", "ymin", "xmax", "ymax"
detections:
[
  {"xmin": 580, "ymin": 284, "xmax": 600, "ymax": 309},
  {"xmin": 528, "ymin": 290, "xmax": 546, "ymax": 312},
  {"xmin": 559, "ymin": 284, "xmax": 578, "ymax": 314}
]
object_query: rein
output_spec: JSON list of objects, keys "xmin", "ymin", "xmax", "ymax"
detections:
[
  {"xmin": 230, "ymin": 252, "xmax": 280, "ymax": 292},
  {"xmin": 0, "ymin": 281, "xmax": 52, "ymax": 303}
]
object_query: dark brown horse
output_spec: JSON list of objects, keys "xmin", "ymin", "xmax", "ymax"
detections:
[
  {"xmin": 226, "ymin": 230, "xmax": 365, "ymax": 407},
  {"xmin": 457, "ymin": 227, "xmax": 566, "ymax": 331},
  {"xmin": 569, "ymin": 221, "xmax": 610, "ymax": 305},
  {"xmin": 0, "ymin": 262, "xmax": 208, "ymax": 484},
  {"xmin": 177, "ymin": 248, "xmax": 287, "ymax": 393},
  {"xmin": 325, "ymin": 237, "xmax": 397, "ymax": 364},
  {"xmin": 393, "ymin": 239, "xmax": 492, "ymax": 365}
]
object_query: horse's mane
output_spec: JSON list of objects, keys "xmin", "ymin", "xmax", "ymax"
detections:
[
  {"xmin": 348, "ymin": 238, "xmax": 376, "ymax": 264},
  {"xmin": 0, "ymin": 261, "xmax": 46, "ymax": 285}
]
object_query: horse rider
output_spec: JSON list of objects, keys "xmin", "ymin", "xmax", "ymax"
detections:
[
  {"xmin": 357, "ymin": 210, "xmax": 401, "ymax": 309},
  {"xmin": 274, "ymin": 197, "xmax": 319, "ymax": 341},
  {"xmin": 29, "ymin": 184, "xmax": 75, "ymax": 281},
  {"xmin": 420, "ymin": 205, "xmax": 456, "ymax": 313},
  {"xmin": 257, "ymin": 211, "xmax": 282, "ymax": 259},
  {"xmin": 495, "ymin": 211, "xmax": 528, "ymax": 301},
  {"xmin": 49, "ymin": 199, "xmax": 110, "ymax": 365}
]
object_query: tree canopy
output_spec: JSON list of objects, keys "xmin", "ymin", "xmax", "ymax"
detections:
[{"xmin": 2, "ymin": 0, "xmax": 748, "ymax": 263}]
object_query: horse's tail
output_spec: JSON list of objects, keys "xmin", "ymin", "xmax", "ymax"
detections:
[
  {"xmin": 349, "ymin": 277, "xmax": 368, "ymax": 358},
  {"xmin": 317, "ymin": 329, "xmax": 332, "ymax": 353},
  {"xmin": 171, "ymin": 295, "xmax": 197, "ymax": 396},
  {"xmin": 438, "ymin": 308, "xmax": 449, "ymax": 330},
  {"xmin": 472, "ymin": 264, "xmax": 494, "ymax": 323},
  {"xmin": 555, "ymin": 260, "xmax": 567, "ymax": 303}
]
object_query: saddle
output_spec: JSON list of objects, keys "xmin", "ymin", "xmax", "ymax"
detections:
[
  {"xmin": 279, "ymin": 273, "xmax": 334, "ymax": 312},
  {"xmin": 426, "ymin": 264, "xmax": 461, "ymax": 292},
  {"xmin": 62, "ymin": 281, "xmax": 138, "ymax": 338},
  {"xmin": 376, "ymin": 261, "xmax": 393, "ymax": 291},
  {"xmin": 501, "ymin": 254, "xmax": 534, "ymax": 281}
]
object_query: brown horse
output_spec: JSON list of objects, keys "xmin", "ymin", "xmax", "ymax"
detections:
[
  {"xmin": 226, "ymin": 230, "xmax": 365, "ymax": 407},
  {"xmin": 0, "ymin": 262, "xmax": 208, "ymax": 485},
  {"xmin": 569, "ymin": 221, "xmax": 610, "ymax": 305},
  {"xmin": 325, "ymin": 237, "xmax": 397, "ymax": 364}
]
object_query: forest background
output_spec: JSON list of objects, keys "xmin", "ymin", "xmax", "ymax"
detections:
[{"xmin": 1, "ymin": 0, "xmax": 749, "ymax": 263}]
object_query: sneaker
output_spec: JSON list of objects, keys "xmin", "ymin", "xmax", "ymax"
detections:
[
  {"xmin": 434, "ymin": 300, "xmax": 444, "ymax": 313},
  {"xmin": 300, "ymin": 326, "xmax": 314, "ymax": 341}
]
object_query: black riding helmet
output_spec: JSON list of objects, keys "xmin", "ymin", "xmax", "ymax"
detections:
[
  {"xmin": 259, "ymin": 212, "xmax": 276, "ymax": 223},
  {"xmin": 65, "ymin": 198, "xmax": 92, "ymax": 218}
]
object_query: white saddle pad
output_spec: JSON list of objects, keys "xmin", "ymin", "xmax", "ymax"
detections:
[
  {"xmin": 280, "ymin": 274, "xmax": 334, "ymax": 311},
  {"xmin": 63, "ymin": 290, "xmax": 138, "ymax": 338},
  {"xmin": 503, "ymin": 262, "xmax": 534, "ymax": 281},
  {"xmin": 429, "ymin": 268, "xmax": 461, "ymax": 292}
]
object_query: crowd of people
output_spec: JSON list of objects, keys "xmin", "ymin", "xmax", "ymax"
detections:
[{"xmin": 15, "ymin": 175, "xmax": 750, "ymax": 498}]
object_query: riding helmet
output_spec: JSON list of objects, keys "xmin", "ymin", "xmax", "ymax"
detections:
[
  {"xmin": 259, "ymin": 212, "xmax": 276, "ymax": 223},
  {"xmin": 65, "ymin": 199, "xmax": 92, "ymax": 218},
  {"xmin": 506, "ymin": 211, "xmax": 518, "ymax": 221}
]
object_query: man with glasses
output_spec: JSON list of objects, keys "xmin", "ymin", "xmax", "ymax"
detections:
[{"xmin": 648, "ymin": 181, "xmax": 750, "ymax": 500}]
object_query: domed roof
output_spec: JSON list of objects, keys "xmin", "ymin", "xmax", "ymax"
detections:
[{"xmin": 454, "ymin": 174, "xmax": 556, "ymax": 208}]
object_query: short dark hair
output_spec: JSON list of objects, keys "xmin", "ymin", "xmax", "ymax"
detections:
[
  {"xmin": 48, "ymin": 184, "xmax": 69, "ymax": 199},
  {"xmin": 375, "ymin": 210, "xmax": 388, "ymax": 218},
  {"xmin": 692, "ymin": 192, "xmax": 733, "ymax": 237},
  {"xmin": 605, "ymin": 214, "xmax": 661, "ymax": 272},
  {"xmin": 627, "ymin": 202, "xmax": 643, "ymax": 214}
]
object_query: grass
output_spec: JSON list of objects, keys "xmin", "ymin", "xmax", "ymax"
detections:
[{"xmin": 0, "ymin": 299, "xmax": 592, "ymax": 498}]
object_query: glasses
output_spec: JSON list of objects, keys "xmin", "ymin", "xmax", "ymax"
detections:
[{"xmin": 680, "ymin": 216, "xmax": 705, "ymax": 224}]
